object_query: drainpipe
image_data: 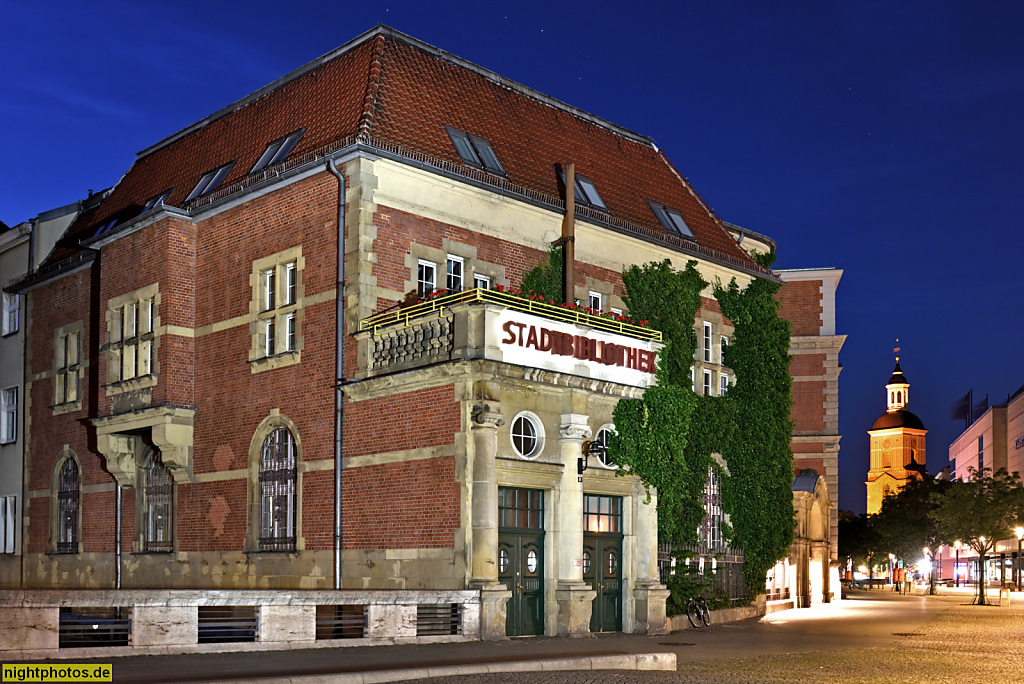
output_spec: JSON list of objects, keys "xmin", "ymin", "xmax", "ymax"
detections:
[
  {"xmin": 561, "ymin": 163, "xmax": 575, "ymax": 305},
  {"xmin": 327, "ymin": 156, "xmax": 346, "ymax": 590},
  {"xmin": 115, "ymin": 484, "xmax": 122, "ymax": 589}
]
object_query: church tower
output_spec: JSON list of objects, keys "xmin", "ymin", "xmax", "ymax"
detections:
[{"xmin": 865, "ymin": 354, "xmax": 927, "ymax": 514}]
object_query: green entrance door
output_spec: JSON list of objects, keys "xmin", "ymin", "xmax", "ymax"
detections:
[
  {"xmin": 583, "ymin": 494, "xmax": 623, "ymax": 632},
  {"xmin": 498, "ymin": 487, "xmax": 545, "ymax": 636}
]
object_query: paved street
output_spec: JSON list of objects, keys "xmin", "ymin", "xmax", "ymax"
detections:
[
  {"xmin": 28, "ymin": 588, "xmax": 1024, "ymax": 683},
  {"xmin": 425, "ymin": 590, "xmax": 1024, "ymax": 683}
]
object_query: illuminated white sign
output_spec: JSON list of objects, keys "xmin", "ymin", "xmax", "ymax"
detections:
[{"xmin": 489, "ymin": 309, "xmax": 660, "ymax": 388}]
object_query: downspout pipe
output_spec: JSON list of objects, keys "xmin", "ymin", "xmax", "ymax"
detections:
[
  {"xmin": 115, "ymin": 484, "xmax": 122, "ymax": 589},
  {"xmin": 327, "ymin": 156, "xmax": 346, "ymax": 590}
]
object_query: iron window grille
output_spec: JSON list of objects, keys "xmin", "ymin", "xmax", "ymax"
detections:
[
  {"xmin": 315, "ymin": 605, "xmax": 367, "ymax": 640},
  {"xmin": 198, "ymin": 606, "xmax": 257, "ymax": 643},
  {"xmin": 59, "ymin": 608, "xmax": 131, "ymax": 648},
  {"xmin": 56, "ymin": 459, "xmax": 79, "ymax": 554},
  {"xmin": 143, "ymin": 455, "xmax": 173, "ymax": 552},
  {"xmin": 416, "ymin": 603, "xmax": 462, "ymax": 636},
  {"xmin": 445, "ymin": 127, "xmax": 505, "ymax": 176},
  {"xmin": 259, "ymin": 427, "xmax": 297, "ymax": 551},
  {"xmin": 699, "ymin": 467, "xmax": 724, "ymax": 552}
]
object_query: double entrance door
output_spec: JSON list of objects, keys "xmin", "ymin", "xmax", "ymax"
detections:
[
  {"xmin": 583, "ymin": 533, "xmax": 623, "ymax": 632},
  {"xmin": 498, "ymin": 487, "xmax": 545, "ymax": 636}
]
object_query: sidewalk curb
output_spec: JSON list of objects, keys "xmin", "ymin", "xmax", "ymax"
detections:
[{"xmin": 226, "ymin": 653, "xmax": 678, "ymax": 683}]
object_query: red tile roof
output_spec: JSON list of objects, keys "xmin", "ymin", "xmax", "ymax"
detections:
[{"xmin": 54, "ymin": 26, "xmax": 762, "ymax": 274}]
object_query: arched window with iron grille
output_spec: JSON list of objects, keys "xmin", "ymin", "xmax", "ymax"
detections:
[
  {"xmin": 143, "ymin": 453, "xmax": 173, "ymax": 552},
  {"xmin": 56, "ymin": 458, "xmax": 79, "ymax": 554},
  {"xmin": 259, "ymin": 427, "xmax": 296, "ymax": 551}
]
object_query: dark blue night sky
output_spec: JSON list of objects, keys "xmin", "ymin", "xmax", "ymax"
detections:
[{"xmin": 4, "ymin": 1, "xmax": 1023, "ymax": 514}]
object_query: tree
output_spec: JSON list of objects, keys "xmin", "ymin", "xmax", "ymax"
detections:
[
  {"xmin": 873, "ymin": 476, "xmax": 951, "ymax": 594},
  {"xmin": 931, "ymin": 468, "xmax": 1024, "ymax": 604},
  {"xmin": 838, "ymin": 510, "xmax": 881, "ymax": 584}
]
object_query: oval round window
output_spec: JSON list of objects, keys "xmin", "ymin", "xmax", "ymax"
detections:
[
  {"xmin": 608, "ymin": 551, "xmax": 617, "ymax": 575},
  {"xmin": 499, "ymin": 548, "xmax": 510, "ymax": 574},
  {"xmin": 582, "ymin": 551, "xmax": 592, "ymax": 574},
  {"xmin": 595, "ymin": 428, "xmax": 617, "ymax": 469},
  {"xmin": 511, "ymin": 415, "xmax": 540, "ymax": 458},
  {"xmin": 527, "ymin": 549, "xmax": 538, "ymax": 573}
]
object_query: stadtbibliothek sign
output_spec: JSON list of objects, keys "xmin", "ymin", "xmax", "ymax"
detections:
[{"xmin": 491, "ymin": 309, "xmax": 661, "ymax": 388}]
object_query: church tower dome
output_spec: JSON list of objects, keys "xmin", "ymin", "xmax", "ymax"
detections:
[{"xmin": 865, "ymin": 346, "xmax": 928, "ymax": 514}]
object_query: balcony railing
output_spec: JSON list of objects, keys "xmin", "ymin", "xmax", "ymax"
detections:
[{"xmin": 359, "ymin": 288, "xmax": 662, "ymax": 342}]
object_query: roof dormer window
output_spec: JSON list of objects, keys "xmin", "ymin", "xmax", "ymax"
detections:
[
  {"xmin": 250, "ymin": 129, "xmax": 305, "ymax": 174},
  {"xmin": 143, "ymin": 189, "xmax": 173, "ymax": 213},
  {"xmin": 648, "ymin": 201, "xmax": 695, "ymax": 239},
  {"xmin": 559, "ymin": 169, "xmax": 607, "ymax": 211},
  {"xmin": 445, "ymin": 127, "xmax": 505, "ymax": 176},
  {"xmin": 186, "ymin": 162, "xmax": 236, "ymax": 202}
]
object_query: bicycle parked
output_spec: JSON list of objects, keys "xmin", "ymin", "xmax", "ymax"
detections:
[{"xmin": 686, "ymin": 595, "xmax": 710, "ymax": 628}]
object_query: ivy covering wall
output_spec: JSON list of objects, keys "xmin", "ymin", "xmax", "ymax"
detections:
[{"xmin": 518, "ymin": 251, "xmax": 795, "ymax": 600}]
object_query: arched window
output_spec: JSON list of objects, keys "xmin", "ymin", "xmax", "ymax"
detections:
[
  {"xmin": 55, "ymin": 458, "xmax": 79, "ymax": 554},
  {"xmin": 259, "ymin": 427, "xmax": 296, "ymax": 551},
  {"xmin": 142, "ymin": 453, "xmax": 173, "ymax": 552},
  {"xmin": 897, "ymin": 391, "xmax": 902, "ymax": 404}
]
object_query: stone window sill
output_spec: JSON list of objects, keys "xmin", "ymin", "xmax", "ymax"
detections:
[
  {"xmin": 105, "ymin": 374, "xmax": 158, "ymax": 396},
  {"xmin": 249, "ymin": 350, "xmax": 301, "ymax": 374}
]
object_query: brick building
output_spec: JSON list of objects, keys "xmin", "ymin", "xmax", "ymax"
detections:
[{"xmin": 2, "ymin": 26, "xmax": 840, "ymax": 653}]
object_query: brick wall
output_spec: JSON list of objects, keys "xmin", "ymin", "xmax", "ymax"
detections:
[{"xmin": 776, "ymin": 280, "xmax": 822, "ymax": 336}]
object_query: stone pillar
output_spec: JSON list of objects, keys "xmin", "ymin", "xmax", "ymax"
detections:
[
  {"xmin": 631, "ymin": 486, "xmax": 669, "ymax": 634},
  {"xmin": 469, "ymin": 403, "xmax": 511, "ymax": 640},
  {"xmin": 554, "ymin": 413, "xmax": 596, "ymax": 637}
]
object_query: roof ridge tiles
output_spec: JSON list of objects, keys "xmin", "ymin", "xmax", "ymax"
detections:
[
  {"xmin": 137, "ymin": 24, "xmax": 655, "ymax": 161},
  {"xmin": 356, "ymin": 33, "xmax": 387, "ymax": 142}
]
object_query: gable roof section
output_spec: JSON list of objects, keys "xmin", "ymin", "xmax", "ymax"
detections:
[{"xmin": 54, "ymin": 26, "xmax": 763, "ymax": 275}]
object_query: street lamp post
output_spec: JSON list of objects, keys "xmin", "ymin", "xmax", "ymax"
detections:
[
  {"xmin": 954, "ymin": 541, "xmax": 961, "ymax": 588},
  {"xmin": 1016, "ymin": 527, "xmax": 1023, "ymax": 591}
]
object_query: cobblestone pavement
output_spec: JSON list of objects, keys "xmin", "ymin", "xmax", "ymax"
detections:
[{"xmin": 421, "ymin": 596, "xmax": 1024, "ymax": 684}]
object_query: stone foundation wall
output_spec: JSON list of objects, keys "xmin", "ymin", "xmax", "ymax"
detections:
[{"xmin": 0, "ymin": 588, "xmax": 480, "ymax": 659}]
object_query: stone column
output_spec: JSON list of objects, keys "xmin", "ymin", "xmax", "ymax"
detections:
[
  {"xmin": 469, "ymin": 403, "xmax": 511, "ymax": 640},
  {"xmin": 554, "ymin": 413, "xmax": 596, "ymax": 637},
  {"xmin": 632, "ymin": 487, "xmax": 669, "ymax": 634}
]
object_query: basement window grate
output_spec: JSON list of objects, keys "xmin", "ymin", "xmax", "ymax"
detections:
[
  {"xmin": 59, "ymin": 608, "xmax": 131, "ymax": 648},
  {"xmin": 197, "ymin": 606, "xmax": 257, "ymax": 643},
  {"xmin": 315, "ymin": 604, "xmax": 367, "ymax": 640},
  {"xmin": 416, "ymin": 603, "xmax": 461, "ymax": 636}
]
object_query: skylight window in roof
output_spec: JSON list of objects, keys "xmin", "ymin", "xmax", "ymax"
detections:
[
  {"xmin": 445, "ymin": 127, "xmax": 505, "ymax": 176},
  {"xmin": 647, "ymin": 201, "xmax": 695, "ymax": 240},
  {"xmin": 143, "ymin": 190, "xmax": 173, "ymax": 212},
  {"xmin": 94, "ymin": 218, "xmax": 119, "ymax": 236},
  {"xmin": 250, "ymin": 129, "xmax": 305, "ymax": 174},
  {"xmin": 559, "ymin": 169, "xmax": 607, "ymax": 211},
  {"xmin": 186, "ymin": 162, "xmax": 236, "ymax": 202}
]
